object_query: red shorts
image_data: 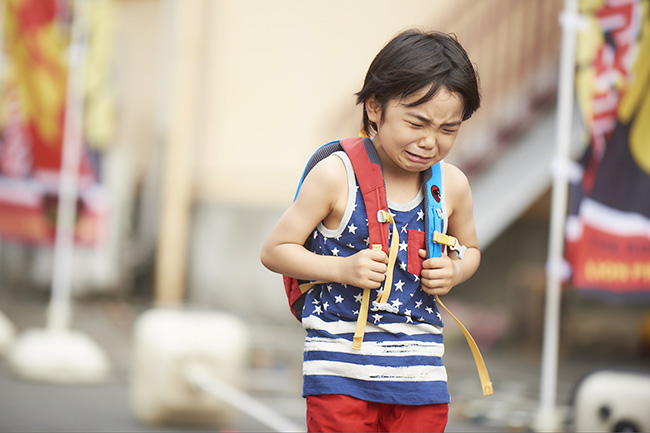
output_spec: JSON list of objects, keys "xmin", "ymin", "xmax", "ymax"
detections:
[{"xmin": 306, "ymin": 394, "xmax": 448, "ymax": 432}]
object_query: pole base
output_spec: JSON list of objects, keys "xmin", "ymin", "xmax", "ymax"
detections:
[
  {"xmin": 131, "ymin": 308, "xmax": 249, "ymax": 427},
  {"xmin": 532, "ymin": 405, "xmax": 566, "ymax": 432},
  {"xmin": 7, "ymin": 328, "xmax": 110, "ymax": 384}
]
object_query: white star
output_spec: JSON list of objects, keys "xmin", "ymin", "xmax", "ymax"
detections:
[
  {"xmin": 313, "ymin": 230, "xmax": 318, "ymax": 239},
  {"xmin": 404, "ymin": 309, "xmax": 412, "ymax": 316},
  {"xmin": 406, "ymin": 315, "xmax": 413, "ymax": 323},
  {"xmin": 414, "ymin": 275, "xmax": 420, "ymax": 282},
  {"xmin": 331, "ymin": 247, "xmax": 340, "ymax": 256},
  {"xmin": 401, "ymin": 223, "xmax": 409, "ymax": 233},
  {"xmin": 364, "ymin": 237, "xmax": 370, "ymax": 246},
  {"xmin": 436, "ymin": 311, "xmax": 442, "ymax": 320},
  {"xmin": 327, "ymin": 284, "xmax": 333, "ymax": 291},
  {"xmin": 417, "ymin": 210, "xmax": 424, "ymax": 221},
  {"xmin": 399, "ymin": 261, "xmax": 407, "ymax": 271},
  {"xmin": 415, "ymin": 300, "xmax": 423, "ymax": 308},
  {"xmin": 335, "ymin": 234, "xmax": 342, "ymax": 241},
  {"xmin": 425, "ymin": 306, "xmax": 434, "ymax": 314},
  {"xmin": 394, "ymin": 280, "xmax": 405, "ymax": 292},
  {"xmin": 335, "ymin": 295, "xmax": 344, "ymax": 303},
  {"xmin": 354, "ymin": 293, "xmax": 363, "ymax": 303},
  {"xmin": 372, "ymin": 313, "xmax": 383, "ymax": 324},
  {"xmin": 399, "ymin": 241, "xmax": 408, "ymax": 251},
  {"xmin": 313, "ymin": 305, "xmax": 323, "ymax": 315},
  {"xmin": 391, "ymin": 298, "xmax": 403, "ymax": 309},
  {"xmin": 347, "ymin": 243, "xmax": 355, "ymax": 249},
  {"xmin": 312, "ymin": 299, "xmax": 320, "ymax": 305},
  {"xmin": 348, "ymin": 223, "xmax": 357, "ymax": 234},
  {"xmin": 322, "ymin": 301, "xmax": 329, "ymax": 311}
]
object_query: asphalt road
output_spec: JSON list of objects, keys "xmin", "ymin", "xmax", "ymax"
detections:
[{"xmin": 1, "ymin": 292, "xmax": 648, "ymax": 432}]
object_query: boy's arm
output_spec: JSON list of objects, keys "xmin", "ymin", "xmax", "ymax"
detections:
[
  {"xmin": 419, "ymin": 163, "xmax": 480, "ymax": 295},
  {"xmin": 260, "ymin": 155, "xmax": 388, "ymax": 289}
]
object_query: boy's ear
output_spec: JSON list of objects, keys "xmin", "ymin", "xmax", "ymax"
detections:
[{"xmin": 365, "ymin": 96, "xmax": 382, "ymax": 123}]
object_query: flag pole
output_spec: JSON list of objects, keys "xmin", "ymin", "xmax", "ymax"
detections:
[
  {"xmin": 7, "ymin": 0, "xmax": 110, "ymax": 384},
  {"xmin": 0, "ymin": 0, "xmax": 17, "ymax": 358},
  {"xmin": 535, "ymin": 0, "xmax": 580, "ymax": 430}
]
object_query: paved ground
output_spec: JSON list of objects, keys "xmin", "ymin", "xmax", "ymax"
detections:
[{"xmin": 0, "ymin": 290, "xmax": 648, "ymax": 432}]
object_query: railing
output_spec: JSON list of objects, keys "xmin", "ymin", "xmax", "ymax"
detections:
[{"xmin": 431, "ymin": 0, "xmax": 564, "ymax": 177}]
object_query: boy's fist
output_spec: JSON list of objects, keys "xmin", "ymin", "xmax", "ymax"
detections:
[
  {"xmin": 338, "ymin": 248, "xmax": 388, "ymax": 290},
  {"xmin": 418, "ymin": 249, "xmax": 458, "ymax": 295}
]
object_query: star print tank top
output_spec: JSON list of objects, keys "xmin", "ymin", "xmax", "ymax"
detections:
[{"xmin": 302, "ymin": 151, "xmax": 450, "ymax": 405}]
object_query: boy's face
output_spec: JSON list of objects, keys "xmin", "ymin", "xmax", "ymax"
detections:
[{"xmin": 367, "ymin": 86, "xmax": 464, "ymax": 173}]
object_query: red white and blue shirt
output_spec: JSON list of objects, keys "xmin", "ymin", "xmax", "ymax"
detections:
[{"xmin": 302, "ymin": 151, "xmax": 450, "ymax": 405}]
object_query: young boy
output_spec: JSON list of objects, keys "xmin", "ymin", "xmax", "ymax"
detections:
[{"xmin": 261, "ymin": 29, "xmax": 481, "ymax": 432}]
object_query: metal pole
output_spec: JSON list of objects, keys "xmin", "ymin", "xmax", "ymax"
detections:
[
  {"xmin": 184, "ymin": 362, "xmax": 304, "ymax": 432},
  {"xmin": 536, "ymin": 0, "xmax": 579, "ymax": 430},
  {"xmin": 47, "ymin": 0, "xmax": 88, "ymax": 331}
]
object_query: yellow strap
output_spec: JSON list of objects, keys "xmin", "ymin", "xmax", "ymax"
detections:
[
  {"xmin": 377, "ymin": 211, "xmax": 399, "ymax": 304},
  {"xmin": 432, "ymin": 231, "xmax": 456, "ymax": 247},
  {"xmin": 435, "ymin": 294, "xmax": 494, "ymax": 396},
  {"xmin": 352, "ymin": 244, "xmax": 383, "ymax": 350},
  {"xmin": 352, "ymin": 287, "xmax": 371, "ymax": 350},
  {"xmin": 299, "ymin": 280, "xmax": 327, "ymax": 294}
]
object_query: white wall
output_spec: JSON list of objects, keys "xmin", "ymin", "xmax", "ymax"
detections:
[{"xmin": 193, "ymin": 1, "xmax": 457, "ymax": 207}]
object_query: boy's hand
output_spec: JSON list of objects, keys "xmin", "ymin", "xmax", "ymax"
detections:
[
  {"xmin": 418, "ymin": 249, "xmax": 458, "ymax": 296},
  {"xmin": 338, "ymin": 249, "xmax": 388, "ymax": 290}
]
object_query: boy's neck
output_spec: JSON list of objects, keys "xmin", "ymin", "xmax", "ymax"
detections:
[{"xmin": 374, "ymin": 141, "xmax": 424, "ymax": 204}]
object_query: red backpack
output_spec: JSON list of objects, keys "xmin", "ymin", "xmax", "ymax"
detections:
[{"xmin": 283, "ymin": 137, "xmax": 493, "ymax": 396}]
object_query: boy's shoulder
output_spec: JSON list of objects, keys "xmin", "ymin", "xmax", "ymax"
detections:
[
  {"xmin": 442, "ymin": 162, "xmax": 473, "ymax": 213},
  {"xmin": 307, "ymin": 152, "xmax": 348, "ymax": 181},
  {"xmin": 299, "ymin": 152, "xmax": 348, "ymax": 199},
  {"xmin": 443, "ymin": 162, "xmax": 470, "ymax": 190}
]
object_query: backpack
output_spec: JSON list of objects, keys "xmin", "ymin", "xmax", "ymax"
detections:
[{"xmin": 284, "ymin": 137, "xmax": 493, "ymax": 396}]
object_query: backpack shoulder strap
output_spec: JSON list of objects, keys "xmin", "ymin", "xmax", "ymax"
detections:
[
  {"xmin": 284, "ymin": 139, "xmax": 344, "ymax": 321},
  {"xmin": 294, "ymin": 140, "xmax": 344, "ymax": 200},
  {"xmin": 424, "ymin": 161, "xmax": 494, "ymax": 396},
  {"xmin": 340, "ymin": 137, "xmax": 390, "ymax": 255},
  {"xmin": 423, "ymin": 161, "xmax": 444, "ymax": 258}
]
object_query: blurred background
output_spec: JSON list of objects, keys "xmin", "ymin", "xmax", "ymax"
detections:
[{"xmin": 0, "ymin": 0, "xmax": 648, "ymax": 432}]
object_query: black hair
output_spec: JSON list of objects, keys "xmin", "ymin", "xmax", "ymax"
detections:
[{"xmin": 355, "ymin": 29, "xmax": 481, "ymax": 136}]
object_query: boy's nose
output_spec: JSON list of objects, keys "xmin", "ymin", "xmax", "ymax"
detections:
[{"xmin": 418, "ymin": 134, "xmax": 436, "ymax": 149}]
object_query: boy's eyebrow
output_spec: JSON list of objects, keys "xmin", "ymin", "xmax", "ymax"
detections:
[{"xmin": 408, "ymin": 112, "xmax": 462, "ymax": 127}]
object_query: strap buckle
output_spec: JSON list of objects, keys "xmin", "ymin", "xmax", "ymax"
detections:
[{"xmin": 432, "ymin": 232, "xmax": 467, "ymax": 259}]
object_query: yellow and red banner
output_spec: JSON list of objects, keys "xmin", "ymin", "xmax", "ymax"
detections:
[
  {"xmin": 0, "ymin": 0, "xmax": 111, "ymax": 246},
  {"xmin": 565, "ymin": 0, "xmax": 650, "ymax": 299}
]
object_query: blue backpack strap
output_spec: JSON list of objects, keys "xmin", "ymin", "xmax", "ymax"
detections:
[
  {"xmin": 423, "ymin": 162, "xmax": 444, "ymax": 258},
  {"xmin": 423, "ymin": 161, "xmax": 494, "ymax": 396},
  {"xmin": 294, "ymin": 140, "xmax": 343, "ymax": 201}
]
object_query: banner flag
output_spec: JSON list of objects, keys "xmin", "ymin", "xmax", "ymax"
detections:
[
  {"xmin": 565, "ymin": 0, "xmax": 650, "ymax": 300},
  {"xmin": 0, "ymin": 0, "xmax": 110, "ymax": 246}
]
